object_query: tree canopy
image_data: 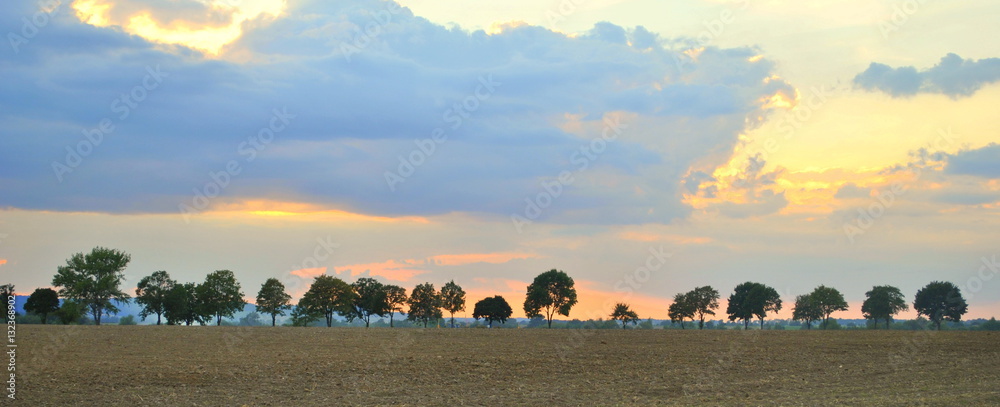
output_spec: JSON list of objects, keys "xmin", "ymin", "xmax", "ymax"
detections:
[
  {"xmin": 792, "ymin": 293, "xmax": 823, "ymax": 329},
  {"xmin": 914, "ymin": 281, "xmax": 968, "ymax": 330},
  {"xmin": 472, "ymin": 295, "xmax": 513, "ymax": 328},
  {"xmin": 51, "ymin": 247, "xmax": 132, "ymax": 325},
  {"xmin": 726, "ymin": 282, "xmax": 781, "ymax": 329},
  {"xmin": 809, "ymin": 285, "xmax": 848, "ymax": 329},
  {"xmin": 668, "ymin": 292, "xmax": 695, "ymax": 329},
  {"xmin": 197, "ymin": 270, "xmax": 245, "ymax": 326},
  {"xmin": 861, "ymin": 285, "xmax": 908, "ymax": 329},
  {"xmin": 384, "ymin": 285, "xmax": 408, "ymax": 328},
  {"xmin": 24, "ymin": 288, "xmax": 60, "ymax": 324},
  {"xmin": 164, "ymin": 282, "xmax": 200, "ymax": 325},
  {"xmin": 135, "ymin": 270, "xmax": 176, "ymax": 325},
  {"xmin": 610, "ymin": 303, "xmax": 640, "ymax": 328},
  {"xmin": 348, "ymin": 277, "xmax": 389, "ymax": 328},
  {"xmin": 256, "ymin": 278, "xmax": 292, "ymax": 326},
  {"xmin": 407, "ymin": 282, "xmax": 442, "ymax": 328},
  {"xmin": 300, "ymin": 275, "xmax": 354, "ymax": 327},
  {"xmin": 523, "ymin": 269, "xmax": 578, "ymax": 328},
  {"xmin": 440, "ymin": 280, "xmax": 467, "ymax": 328}
]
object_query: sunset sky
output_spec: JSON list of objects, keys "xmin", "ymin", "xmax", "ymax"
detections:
[{"xmin": 2, "ymin": 0, "xmax": 999, "ymax": 322}]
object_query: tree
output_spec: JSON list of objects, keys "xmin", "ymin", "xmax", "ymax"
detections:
[
  {"xmin": 135, "ymin": 270, "xmax": 176, "ymax": 325},
  {"xmin": 299, "ymin": 275, "xmax": 354, "ymax": 327},
  {"xmin": 384, "ymin": 285, "xmax": 407, "ymax": 328},
  {"xmin": 256, "ymin": 278, "xmax": 292, "ymax": 327},
  {"xmin": 686, "ymin": 286, "xmax": 720, "ymax": 329},
  {"xmin": 24, "ymin": 288, "xmax": 60, "ymax": 324},
  {"xmin": 610, "ymin": 303, "xmax": 639, "ymax": 328},
  {"xmin": 914, "ymin": 281, "xmax": 968, "ymax": 330},
  {"xmin": 523, "ymin": 269, "xmax": 578, "ymax": 328},
  {"xmin": 726, "ymin": 282, "xmax": 781, "ymax": 330},
  {"xmin": 118, "ymin": 315, "xmax": 137, "ymax": 325},
  {"xmin": 290, "ymin": 304, "xmax": 322, "ymax": 327},
  {"xmin": 56, "ymin": 300, "xmax": 84, "ymax": 325},
  {"xmin": 792, "ymin": 294, "xmax": 822, "ymax": 329},
  {"xmin": 197, "ymin": 270, "xmax": 245, "ymax": 326},
  {"xmin": 407, "ymin": 283, "xmax": 442, "ymax": 328},
  {"xmin": 472, "ymin": 296, "xmax": 513, "ymax": 328},
  {"xmin": 349, "ymin": 278, "xmax": 389, "ymax": 328},
  {"xmin": 0, "ymin": 284, "xmax": 14, "ymax": 323},
  {"xmin": 440, "ymin": 280, "xmax": 466, "ymax": 328},
  {"xmin": 808, "ymin": 285, "xmax": 848, "ymax": 329},
  {"xmin": 164, "ymin": 282, "xmax": 200, "ymax": 326},
  {"xmin": 51, "ymin": 247, "xmax": 131, "ymax": 325},
  {"xmin": 668, "ymin": 292, "xmax": 695, "ymax": 329},
  {"xmin": 862, "ymin": 285, "xmax": 908, "ymax": 329}
]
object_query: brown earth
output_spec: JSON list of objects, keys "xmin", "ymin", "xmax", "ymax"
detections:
[{"xmin": 11, "ymin": 325, "xmax": 1000, "ymax": 406}]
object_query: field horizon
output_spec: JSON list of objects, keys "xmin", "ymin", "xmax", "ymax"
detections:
[{"xmin": 16, "ymin": 325, "xmax": 1000, "ymax": 406}]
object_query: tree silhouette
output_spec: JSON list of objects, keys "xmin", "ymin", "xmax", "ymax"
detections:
[
  {"xmin": 384, "ymin": 285, "xmax": 408, "ymax": 328},
  {"xmin": 473, "ymin": 296, "xmax": 513, "ymax": 328},
  {"xmin": 25, "ymin": 288, "xmax": 60, "ymax": 324},
  {"xmin": 861, "ymin": 285, "xmax": 907, "ymax": 329},
  {"xmin": 808, "ymin": 285, "xmax": 848, "ymax": 329},
  {"xmin": 523, "ymin": 269, "xmax": 578, "ymax": 328},
  {"xmin": 914, "ymin": 281, "xmax": 968, "ymax": 330},
  {"xmin": 610, "ymin": 303, "xmax": 639, "ymax": 328},
  {"xmin": 668, "ymin": 292, "xmax": 695, "ymax": 329},
  {"xmin": 727, "ymin": 282, "xmax": 781, "ymax": 329},
  {"xmin": 51, "ymin": 247, "xmax": 131, "ymax": 325},
  {"xmin": 164, "ymin": 282, "xmax": 201, "ymax": 326},
  {"xmin": 135, "ymin": 270, "xmax": 176, "ymax": 325},
  {"xmin": 792, "ymin": 293, "xmax": 822, "ymax": 329},
  {"xmin": 197, "ymin": 270, "xmax": 245, "ymax": 326},
  {"xmin": 349, "ymin": 278, "xmax": 389, "ymax": 328},
  {"xmin": 407, "ymin": 283, "xmax": 442, "ymax": 328},
  {"xmin": 440, "ymin": 280, "xmax": 466, "ymax": 328},
  {"xmin": 687, "ymin": 286, "xmax": 720, "ymax": 329},
  {"xmin": 256, "ymin": 278, "xmax": 292, "ymax": 326},
  {"xmin": 299, "ymin": 275, "xmax": 354, "ymax": 327}
]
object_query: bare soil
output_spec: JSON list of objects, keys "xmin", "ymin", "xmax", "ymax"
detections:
[{"xmin": 13, "ymin": 325, "xmax": 1000, "ymax": 406}]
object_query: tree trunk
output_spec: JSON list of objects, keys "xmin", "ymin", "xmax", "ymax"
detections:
[
  {"xmin": 885, "ymin": 319, "xmax": 890, "ymax": 329},
  {"xmin": 760, "ymin": 318, "xmax": 764, "ymax": 330},
  {"xmin": 272, "ymin": 314, "xmax": 277, "ymax": 327},
  {"xmin": 217, "ymin": 315, "xmax": 222, "ymax": 326},
  {"xmin": 389, "ymin": 312, "xmax": 394, "ymax": 328},
  {"xmin": 157, "ymin": 313, "xmax": 162, "ymax": 325},
  {"xmin": 743, "ymin": 320, "xmax": 749, "ymax": 330}
]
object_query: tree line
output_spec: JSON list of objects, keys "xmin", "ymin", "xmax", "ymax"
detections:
[{"xmin": 4, "ymin": 247, "xmax": 976, "ymax": 330}]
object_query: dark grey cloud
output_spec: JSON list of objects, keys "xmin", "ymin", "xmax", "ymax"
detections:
[
  {"xmin": 853, "ymin": 53, "xmax": 1000, "ymax": 98},
  {"xmin": 0, "ymin": 0, "xmax": 792, "ymax": 224}
]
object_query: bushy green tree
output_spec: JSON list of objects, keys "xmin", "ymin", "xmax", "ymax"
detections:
[
  {"xmin": 861, "ymin": 285, "xmax": 907, "ymax": 329},
  {"xmin": 407, "ymin": 283, "xmax": 442, "ymax": 328},
  {"xmin": 440, "ymin": 280, "xmax": 466, "ymax": 328},
  {"xmin": 668, "ymin": 292, "xmax": 695, "ymax": 329},
  {"xmin": 118, "ymin": 315, "xmax": 137, "ymax": 325},
  {"xmin": 24, "ymin": 288, "xmax": 60, "ymax": 324},
  {"xmin": 56, "ymin": 300, "xmax": 85, "ymax": 325},
  {"xmin": 256, "ymin": 278, "xmax": 292, "ymax": 326},
  {"xmin": 164, "ymin": 282, "xmax": 200, "ymax": 325},
  {"xmin": 610, "ymin": 303, "xmax": 640, "ymax": 328},
  {"xmin": 914, "ymin": 281, "xmax": 968, "ymax": 330},
  {"xmin": 472, "ymin": 295, "xmax": 513, "ymax": 328},
  {"xmin": 197, "ymin": 270, "xmax": 245, "ymax": 326},
  {"xmin": 687, "ymin": 286, "xmax": 720, "ymax": 329},
  {"xmin": 51, "ymin": 247, "xmax": 131, "ymax": 325},
  {"xmin": 792, "ymin": 294, "xmax": 822, "ymax": 329},
  {"xmin": 348, "ymin": 278, "xmax": 388, "ymax": 328},
  {"xmin": 808, "ymin": 285, "xmax": 848, "ymax": 329},
  {"xmin": 384, "ymin": 285, "xmax": 407, "ymax": 328},
  {"xmin": 135, "ymin": 270, "xmax": 176, "ymax": 325},
  {"xmin": 523, "ymin": 269, "xmax": 578, "ymax": 328},
  {"xmin": 299, "ymin": 275, "xmax": 354, "ymax": 327},
  {"xmin": 727, "ymin": 282, "xmax": 782, "ymax": 329}
]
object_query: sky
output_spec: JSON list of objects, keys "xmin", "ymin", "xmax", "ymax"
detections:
[{"xmin": 2, "ymin": 0, "xmax": 999, "ymax": 322}]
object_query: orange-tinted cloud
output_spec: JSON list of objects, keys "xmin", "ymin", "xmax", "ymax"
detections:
[
  {"xmin": 333, "ymin": 260, "xmax": 429, "ymax": 282},
  {"xmin": 290, "ymin": 267, "xmax": 326, "ymax": 279},
  {"xmin": 202, "ymin": 199, "xmax": 430, "ymax": 224},
  {"xmin": 0, "ymin": 259, "xmax": 6, "ymax": 266},
  {"xmin": 617, "ymin": 231, "xmax": 712, "ymax": 245}
]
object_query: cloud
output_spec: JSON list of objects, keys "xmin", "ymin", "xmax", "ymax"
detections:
[
  {"xmin": 0, "ymin": 259, "xmax": 6, "ymax": 266},
  {"xmin": 945, "ymin": 143, "xmax": 1000, "ymax": 178},
  {"xmin": 853, "ymin": 53, "xmax": 1000, "ymax": 98},
  {"xmin": 0, "ymin": 0, "xmax": 792, "ymax": 226},
  {"xmin": 333, "ymin": 259, "xmax": 429, "ymax": 282},
  {"xmin": 428, "ymin": 252, "xmax": 537, "ymax": 266}
]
